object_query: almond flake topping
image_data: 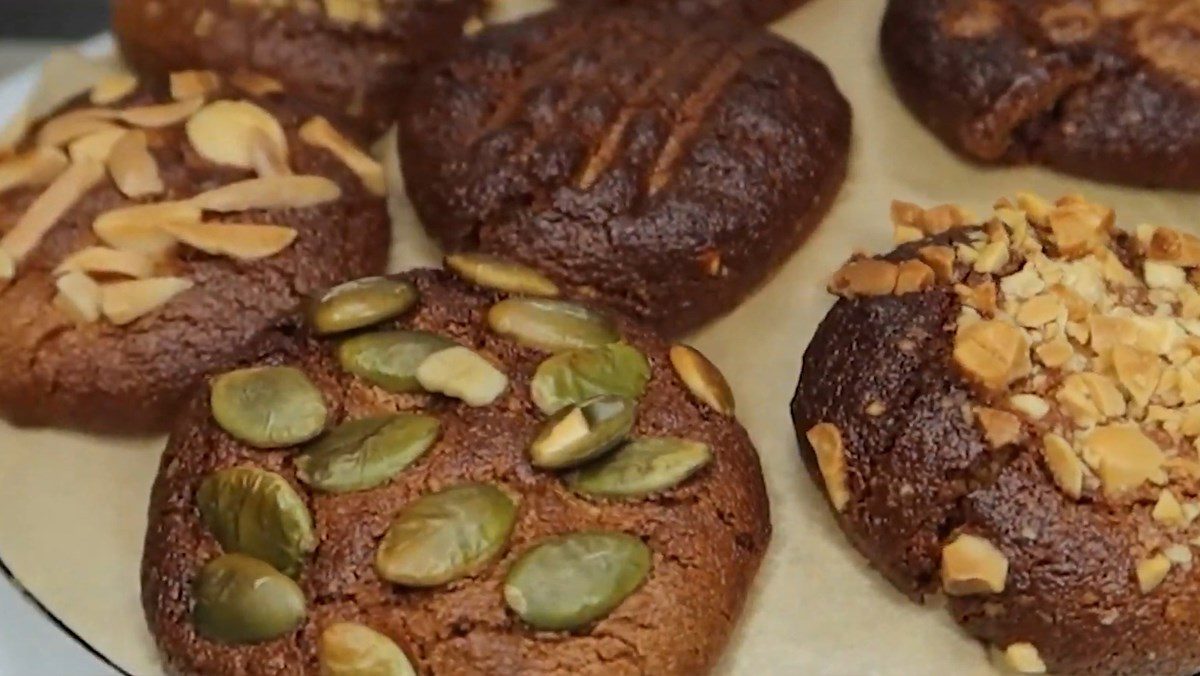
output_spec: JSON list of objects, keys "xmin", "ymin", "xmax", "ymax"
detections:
[
  {"xmin": 89, "ymin": 72, "xmax": 138, "ymax": 106},
  {"xmin": 100, "ymin": 277, "xmax": 194, "ymax": 325},
  {"xmin": 53, "ymin": 271, "xmax": 101, "ymax": 323},
  {"xmin": 189, "ymin": 175, "xmax": 341, "ymax": 212},
  {"xmin": 55, "ymin": 246, "xmax": 155, "ymax": 279},
  {"xmin": 169, "ymin": 70, "xmax": 221, "ymax": 101},
  {"xmin": 0, "ymin": 159, "xmax": 105, "ymax": 263},
  {"xmin": 298, "ymin": 116, "xmax": 385, "ymax": 196},
  {"xmin": 186, "ymin": 100, "xmax": 288, "ymax": 171},
  {"xmin": 159, "ymin": 222, "xmax": 298, "ymax": 261},
  {"xmin": 0, "ymin": 146, "xmax": 68, "ymax": 194},
  {"xmin": 106, "ymin": 130, "xmax": 163, "ymax": 198}
]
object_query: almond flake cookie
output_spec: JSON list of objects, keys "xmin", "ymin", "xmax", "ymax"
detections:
[
  {"xmin": 882, "ymin": 0, "xmax": 1200, "ymax": 188},
  {"xmin": 112, "ymin": 0, "xmax": 483, "ymax": 133},
  {"xmin": 141, "ymin": 264, "xmax": 770, "ymax": 675},
  {"xmin": 399, "ymin": 3, "xmax": 850, "ymax": 336},
  {"xmin": 0, "ymin": 71, "xmax": 390, "ymax": 433},
  {"xmin": 794, "ymin": 193, "xmax": 1200, "ymax": 675}
]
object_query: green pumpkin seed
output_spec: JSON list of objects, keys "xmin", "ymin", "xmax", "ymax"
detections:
[
  {"xmin": 319, "ymin": 622, "xmax": 415, "ymax": 676},
  {"xmin": 530, "ymin": 343, "xmax": 651, "ymax": 414},
  {"xmin": 415, "ymin": 346, "xmax": 509, "ymax": 406},
  {"xmin": 567, "ymin": 437, "xmax": 712, "ymax": 497},
  {"xmin": 504, "ymin": 532, "xmax": 651, "ymax": 631},
  {"xmin": 297, "ymin": 414, "xmax": 440, "ymax": 494},
  {"xmin": 668, "ymin": 345, "xmax": 735, "ymax": 416},
  {"xmin": 445, "ymin": 253, "xmax": 559, "ymax": 297},
  {"xmin": 210, "ymin": 366, "xmax": 328, "ymax": 448},
  {"xmin": 197, "ymin": 467, "xmax": 316, "ymax": 576},
  {"xmin": 309, "ymin": 277, "xmax": 418, "ymax": 336},
  {"xmin": 192, "ymin": 553, "xmax": 306, "ymax": 644},
  {"xmin": 529, "ymin": 396, "xmax": 635, "ymax": 469},
  {"xmin": 337, "ymin": 331, "xmax": 454, "ymax": 393},
  {"xmin": 375, "ymin": 484, "xmax": 517, "ymax": 587},
  {"xmin": 487, "ymin": 298, "xmax": 619, "ymax": 352}
]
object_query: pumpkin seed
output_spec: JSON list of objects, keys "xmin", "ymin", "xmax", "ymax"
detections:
[
  {"xmin": 309, "ymin": 277, "xmax": 418, "ymax": 336},
  {"xmin": 375, "ymin": 484, "xmax": 517, "ymax": 587},
  {"xmin": 567, "ymin": 437, "xmax": 712, "ymax": 497},
  {"xmin": 415, "ymin": 346, "xmax": 508, "ymax": 406},
  {"xmin": 446, "ymin": 253, "xmax": 559, "ymax": 297},
  {"xmin": 529, "ymin": 396, "xmax": 635, "ymax": 469},
  {"xmin": 530, "ymin": 343, "xmax": 651, "ymax": 414},
  {"xmin": 192, "ymin": 553, "xmax": 306, "ymax": 644},
  {"xmin": 668, "ymin": 345, "xmax": 735, "ymax": 416},
  {"xmin": 319, "ymin": 623, "xmax": 415, "ymax": 676},
  {"xmin": 297, "ymin": 414, "xmax": 440, "ymax": 494},
  {"xmin": 210, "ymin": 366, "xmax": 328, "ymax": 448},
  {"xmin": 197, "ymin": 467, "xmax": 316, "ymax": 576},
  {"xmin": 337, "ymin": 331, "xmax": 454, "ymax": 393},
  {"xmin": 487, "ymin": 298, "xmax": 619, "ymax": 352},
  {"xmin": 503, "ymin": 532, "xmax": 650, "ymax": 631}
]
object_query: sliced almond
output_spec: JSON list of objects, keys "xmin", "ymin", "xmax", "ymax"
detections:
[
  {"xmin": 89, "ymin": 72, "xmax": 138, "ymax": 106},
  {"xmin": 941, "ymin": 533, "xmax": 1008, "ymax": 595},
  {"xmin": 186, "ymin": 100, "xmax": 288, "ymax": 170},
  {"xmin": 298, "ymin": 116, "xmax": 385, "ymax": 196},
  {"xmin": 229, "ymin": 70, "xmax": 285, "ymax": 97},
  {"xmin": 830, "ymin": 258, "xmax": 898, "ymax": 297},
  {"xmin": 36, "ymin": 109, "xmax": 122, "ymax": 148},
  {"xmin": 975, "ymin": 407, "xmax": 1021, "ymax": 449},
  {"xmin": 67, "ymin": 127, "xmax": 127, "ymax": 163},
  {"xmin": 93, "ymin": 201, "xmax": 201, "ymax": 256},
  {"xmin": 117, "ymin": 97, "xmax": 205, "ymax": 128},
  {"xmin": 0, "ymin": 106, "xmax": 28, "ymax": 156},
  {"xmin": 414, "ymin": 345, "xmax": 509, "ymax": 407},
  {"xmin": 894, "ymin": 259, "xmax": 935, "ymax": 295},
  {"xmin": 0, "ymin": 159, "xmax": 105, "ymax": 263},
  {"xmin": 100, "ymin": 277, "xmax": 194, "ymax": 325},
  {"xmin": 189, "ymin": 175, "xmax": 341, "ymax": 212},
  {"xmin": 0, "ymin": 249, "xmax": 13, "ymax": 283},
  {"xmin": 1136, "ymin": 553, "xmax": 1171, "ymax": 593},
  {"xmin": 1084, "ymin": 424, "xmax": 1166, "ymax": 496},
  {"xmin": 0, "ymin": 146, "xmax": 69, "ymax": 194},
  {"xmin": 1042, "ymin": 433, "xmax": 1083, "ymax": 499},
  {"xmin": 169, "ymin": 70, "xmax": 221, "ymax": 101},
  {"xmin": 106, "ymin": 130, "xmax": 163, "ymax": 198},
  {"xmin": 953, "ymin": 320, "xmax": 1031, "ymax": 390},
  {"xmin": 53, "ymin": 271, "xmax": 101, "ymax": 323},
  {"xmin": 54, "ymin": 246, "xmax": 154, "ymax": 279},
  {"xmin": 160, "ymin": 221, "xmax": 297, "ymax": 260},
  {"xmin": 806, "ymin": 422, "xmax": 850, "ymax": 511}
]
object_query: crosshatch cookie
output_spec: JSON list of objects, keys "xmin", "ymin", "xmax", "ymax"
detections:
[
  {"xmin": 0, "ymin": 70, "xmax": 390, "ymax": 433},
  {"xmin": 882, "ymin": 0, "xmax": 1200, "ymax": 189},
  {"xmin": 141, "ymin": 265, "xmax": 771, "ymax": 675},
  {"xmin": 399, "ymin": 3, "xmax": 850, "ymax": 336},
  {"xmin": 112, "ymin": 0, "xmax": 483, "ymax": 133},
  {"xmin": 794, "ymin": 193, "xmax": 1200, "ymax": 674}
]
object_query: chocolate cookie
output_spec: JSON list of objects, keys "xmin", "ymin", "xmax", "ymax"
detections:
[
  {"xmin": 112, "ymin": 0, "xmax": 482, "ymax": 133},
  {"xmin": 793, "ymin": 193, "xmax": 1200, "ymax": 674},
  {"xmin": 398, "ymin": 3, "xmax": 850, "ymax": 336},
  {"xmin": 0, "ymin": 71, "xmax": 390, "ymax": 433},
  {"xmin": 141, "ymin": 266, "xmax": 771, "ymax": 675},
  {"xmin": 882, "ymin": 0, "xmax": 1200, "ymax": 189},
  {"xmin": 569, "ymin": 0, "xmax": 809, "ymax": 24}
]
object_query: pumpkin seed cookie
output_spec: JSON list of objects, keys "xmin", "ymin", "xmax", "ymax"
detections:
[
  {"xmin": 882, "ymin": 0, "xmax": 1200, "ymax": 188},
  {"xmin": 112, "ymin": 0, "xmax": 483, "ymax": 134},
  {"xmin": 141, "ymin": 266, "xmax": 771, "ymax": 675},
  {"xmin": 0, "ymin": 72, "xmax": 390, "ymax": 433},
  {"xmin": 398, "ymin": 3, "xmax": 850, "ymax": 336},
  {"xmin": 794, "ymin": 194, "xmax": 1200, "ymax": 674}
]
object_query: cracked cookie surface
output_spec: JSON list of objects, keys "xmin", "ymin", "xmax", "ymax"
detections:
[
  {"xmin": 141, "ymin": 269, "xmax": 771, "ymax": 675},
  {"xmin": 882, "ymin": 0, "xmax": 1200, "ymax": 189},
  {"xmin": 398, "ymin": 3, "xmax": 850, "ymax": 336},
  {"xmin": 794, "ymin": 194, "xmax": 1200, "ymax": 675},
  {"xmin": 0, "ymin": 73, "xmax": 389, "ymax": 433}
]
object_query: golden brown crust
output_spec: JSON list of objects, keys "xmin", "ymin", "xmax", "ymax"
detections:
[
  {"xmin": 794, "ymin": 195, "xmax": 1200, "ymax": 675},
  {"xmin": 141, "ymin": 269, "xmax": 772, "ymax": 675}
]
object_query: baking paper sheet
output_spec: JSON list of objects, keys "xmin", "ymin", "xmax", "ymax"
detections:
[{"xmin": 2, "ymin": 1, "xmax": 1198, "ymax": 674}]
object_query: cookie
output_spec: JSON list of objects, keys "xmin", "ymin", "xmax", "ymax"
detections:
[
  {"xmin": 112, "ymin": 0, "xmax": 482, "ymax": 133},
  {"xmin": 141, "ymin": 266, "xmax": 771, "ymax": 675},
  {"xmin": 882, "ymin": 0, "xmax": 1200, "ymax": 189},
  {"xmin": 398, "ymin": 3, "xmax": 850, "ymax": 336},
  {"xmin": 793, "ymin": 193, "xmax": 1200, "ymax": 674},
  {"xmin": 568, "ymin": 0, "xmax": 809, "ymax": 24},
  {"xmin": 0, "ymin": 71, "xmax": 390, "ymax": 433}
]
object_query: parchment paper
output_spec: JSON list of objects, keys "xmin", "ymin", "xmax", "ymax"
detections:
[{"xmin": 2, "ymin": 1, "xmax": 1198, "ymax": 674}]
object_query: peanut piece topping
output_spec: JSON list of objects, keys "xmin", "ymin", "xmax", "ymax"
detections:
[
  {"xmin": 941, "ymin": 533, "xmax": 1008, "ymax": 595},
  {"xmin": 975, "ymin": 407, "xmax": 1021, "ymax": 449},
  {"xmin": 1084, "ymin": 424, "xmax": 1166, "ymax": 496},
  {"xmin": 830, "ymin": 258, "xmax": 898, "ymax": 297},
  {"xmin": 1136, "ymin": 553, "xmax": 1171, "ymax": 593},
  {"xmin": 1042, "ymin": 434, "xmax": 1083, "ymax": 499},
  {"xmin": 805, "ymin": 423, "xmax": 849, "ymax": 512},
  {"xmin": 953, "ymin": 320, "xmax": 1030, "ymax": 390}
]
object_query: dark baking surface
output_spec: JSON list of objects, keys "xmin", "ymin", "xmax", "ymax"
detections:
[
  {"xmin": 881, "ymin": 0, "xmax": 1200, "ymax": 189},
  {"xmin": 111, "ymin": 0, "xmax": 482, "ymax": 133},
  {"xmin": 142, "ymin": 269, "xmax": 772, "ymax": 675},
  {"xmin": 0, "ymin": 79, "xmax": 390, "ymax": 434},
  {"xmin": 399, "ymin": 3, "xmax": 850, "ymax": 337},
  {"xmin": 792, "ymin": 230, "xmax": 1200, "ymax": 676}
]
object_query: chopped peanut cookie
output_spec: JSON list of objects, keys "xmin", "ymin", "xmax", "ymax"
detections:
[
  {"xmin": 0, "ymin": 72, "xmax": 389, "ymax": 433},
  {"xmin": 794, "ymin": 193, "xmax": 1200, "ymax": 675},
  {"xmin": 399, "ymin": 3, "xmax": 850, "ymax": 336},
  {"xmin": 141, "ymin": 268, "xmax": 770, "ymax": 675}
]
